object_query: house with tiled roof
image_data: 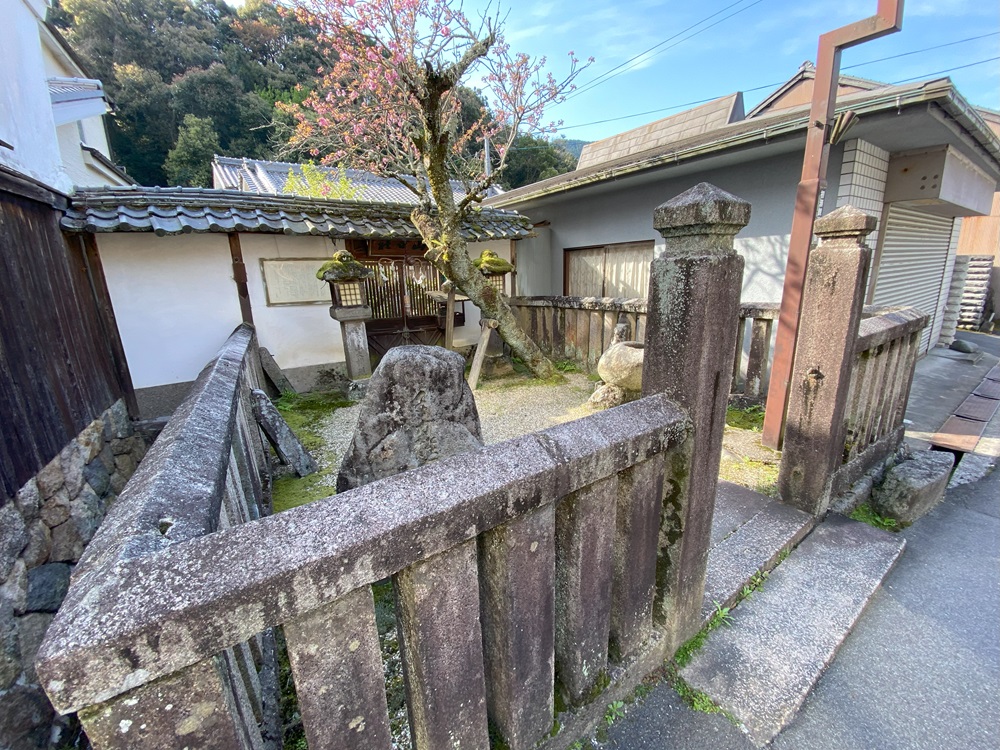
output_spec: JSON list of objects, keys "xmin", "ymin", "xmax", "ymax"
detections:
[
  {"xmin": 487, "ymin": 66, "xmax": 1000, "ymax": 359},
  {"xmin": 62, "ymin": 185, "xmax": 529, "ymax": 416},
  {"xmin": 1, "ymin": 1, "xmax": 131, "ymax": 191},
  {"xmin": 212, "ymin": 155, "xmax": 504, "ymax": 203}
]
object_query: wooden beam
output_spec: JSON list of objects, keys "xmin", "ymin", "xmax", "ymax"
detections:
[
  {"xmin": 227, "ymin": 232, "xmax": 254, "ymax": 325},
  {"xmin": 80, "ymin": 233, "xmax": 139, "ymax": 418}
]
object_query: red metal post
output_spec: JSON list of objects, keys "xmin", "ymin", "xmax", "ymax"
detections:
[{"xmin": 761, "ymin": 0, "xmax": 904, "ymax": 449}]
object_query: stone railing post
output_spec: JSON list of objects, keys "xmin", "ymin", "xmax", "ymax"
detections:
[
  {"xmin": 642, "ymin": 182, "xmax": 749, "ymax": 652},
  {"xmin": 330, "ymin": 305, "xmax": 373, "ymax": 380},
  {"xmin": 777, "ymin": 205, "xmax": 875, "ymax": 515}
]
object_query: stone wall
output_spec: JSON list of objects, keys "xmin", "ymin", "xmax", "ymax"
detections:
[{"xmin": 0, "ymin": 399, "xmax": 145, "ymax": 749}]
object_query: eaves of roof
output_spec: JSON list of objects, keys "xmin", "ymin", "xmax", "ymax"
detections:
[
  {"xmin": 745, "ymin": 62, "xmax": 884, "ymax": 119},
  {"xmin": 487, "ymin": 79, "xmax": 1000, "ymax": 209},
  {"xmin": 79, "ymin": 145, "xmax": 135, "ymax": 185},
  {"xmin": 60, "ymin": 186, "xmax": 532, "ymax": 241}
]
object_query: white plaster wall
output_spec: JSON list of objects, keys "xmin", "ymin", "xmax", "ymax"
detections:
[
  {"xmin": 98, "ymin": 233, "xmax": 244, "ymax": 388},
  {"xmin": 454, "ymin": 239, "xmax": 514, "ymax": 347},
  {"xmin": 511, "ymin": 151, "xmax": 805, "ymax": 303},
  {"xmin": 0, "ymin": 0, "xmax": 69, "ymax": 192},
  {"xmin": 239, "ymin": 234, "xmax": 347, "ymax": 370}
]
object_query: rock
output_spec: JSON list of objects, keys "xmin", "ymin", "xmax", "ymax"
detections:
[
  {"xmin": 1, "ymin": 560, "xmax": 27, "ymax": 614},
  {"xmin": 610, "ymin": 321, "xmax": 631, "ymax": 346},
  {"xmin": 588, "ymin": 383, "xmax": 631, "ymax": 410},
  {"xmin": 49, "ymin": 521, "xmax": 84, "ymax": 564},
  {"xmin": 98, "ymin": 444, "xmax": 116, "ymax": 473},
  {"xmin": 114, "ymin": 452, "xmax": 137, "ymax": 477},
  {"xmin": 110, "ymin": 438, "xmax": 132, "ymax": 456},
  {"xmin": 16, "ymin": 612, "xmax": 53, "ymax": 684},
  {"xmin": 0, "ymin": 601, "xmax": 19, "ymax": 690},
  {"xmin": 25, "ymin": 564, "xmax": 71, "ymax": 613},
  {"xmin": 77, "ymin": 418, "xmax": 105, "ymax": 463},
  {"xmin": 106, "ymin": 399, "xmax": 133, "ymax": 439},
  {"xmin": 337, "ymin": 346, "xmax": 483, "ymax": 492},
  {"xmin": 59, "ymin": 440, "xmax": 85, "ymax": 498},
  {"xmin": 949, "ymin": 339, "xmax": 979, "ymax": 354},
  {"xmin": 597, "ymin": 341, "xmax": 645, "ymax": 392},
  {"xmin": 82, "ymin": 458, "xmax": 111, "ymax": 497},
  {"xmin": 872, "ymin": 450, "xmax": 955, "ymax": 526},
  {"xmin": 39, "ymin": 489, "xmax": 70, "ymax": 528},
  {"xmin": 109, "ymin": 471, "xmax": 128, "ymax": 496},
  {"xmin": 130, "ymin": 435, "xmax": 148, "ymax": 464},
  {"xmin": 69, "ymin": 486, "xmax": 103, "ymax": 545},
  {"xmin": 35, "ymin": 457, "xmax": 64, "ymax": 500},
  {"xmin": 252, "ymin": 390, "xmax": 318, "ymax": 477},
  {"xmin": 0, "ymin": 684, "xmax": 55, "ymax": 750},
  {"xmin": 14, "ymin": 480, "xmax": 40, "ymax": 525},
  {"xmin": 20, "ymin": 523, "xmax": 51, "ymax": 570},
  {"xmin": 0, "ymin": 505, "xmax": 28, "ymax": 581}
]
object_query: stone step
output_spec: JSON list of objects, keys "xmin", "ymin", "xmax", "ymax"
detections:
[
  {"xmin": 703, "ymin": 482, "xmax": 814, "ymax": 623},
  {"xmin": 681, "ymin": 514, "xmax": 905, "ymax": 747}
]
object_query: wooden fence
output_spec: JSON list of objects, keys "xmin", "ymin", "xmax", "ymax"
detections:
[
  {"xmin": 0, "ymin": 168, "xmax": 133, "ymax": 500},
  {"xmin": 37, "ymin": 323, "xmax": 702, "ymax": 750},
  {"xmin": 510, "ymin": 296, "xmax": 779, "ymax": 399}
]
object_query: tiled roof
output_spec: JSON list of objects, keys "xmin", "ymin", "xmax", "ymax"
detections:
[
  {"xmin": 47, "ymin": 77, "xmax": 105, "ymax": 104},
  {"xmin": 488, "ymin": 77, "xmax": 1000, "ymax": 208},
  {"xmin": 577, "ymin": 94, "xmax": 744, "ymax": 169},
  {"xmin": 212, "ymin": 156, "xmax": 504, "ymax": 205},
  {"xmin": 61, "ymin": 186, "xmax": 531, "ymax": 240}
]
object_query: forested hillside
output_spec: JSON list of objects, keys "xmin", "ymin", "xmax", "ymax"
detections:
[
  {"xmin": 50, "ymin": 0, "xmax": 584, "ymax": 189},
  {"xmin": 51, "ymin": 0, "xmax": 324, "ymax": 186}
]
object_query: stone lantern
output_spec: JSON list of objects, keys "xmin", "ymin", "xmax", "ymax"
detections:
[
  {"xmin": 318, "ymin": 250, "xmax": 375, "ymax": 380},
  {"xmin": 473, "ymin": 249, "xmax": 513, "ymax": 297}
]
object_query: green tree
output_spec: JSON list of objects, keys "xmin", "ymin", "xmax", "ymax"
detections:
[
  {"xmin": 52, "ymin": 0, "xmax": 324, "ymax": 185},
  {"xmin": 283, "ymin": 163, "xmax": 362, "ymax": 200},
  {"xmin": 107, "ymin": 63, "xmax": 175, "ymax": 186},
  {"xmin": 164, "ymin": 114, "xmax": 220, "ymax": 186},
  {"xmin": 500, "ymin": 134, "xmax": 577, "ymax": 189},
  {"xmin": 170, "ymin": 63, "xmax": 272, "ymax": 158}
]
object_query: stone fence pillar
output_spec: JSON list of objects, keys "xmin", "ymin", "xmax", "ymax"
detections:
[
  {"xmin": 777, "ymin": 205, "xmax": 875, "ymax": 515},
  {"xmin": 642, "ymin": 182, "xmax": 749, "ymax": 652}
]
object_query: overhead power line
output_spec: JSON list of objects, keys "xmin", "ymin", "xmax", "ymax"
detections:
[
  {"xmin": 563, "ymin": 0, "xmax": 768, "ymax": 103},
  {"xmin": 555, "ymin": 54, "xmax": 1000, "ymax": 134}
]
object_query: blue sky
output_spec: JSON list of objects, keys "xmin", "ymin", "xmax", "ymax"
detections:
[
  {"xmin": 470, "ymin": 0, "xmax": 999, "ymax": 142},
  {"xmin": 228, "ymin": 0, "xmax": 999, "ymax": 142}
]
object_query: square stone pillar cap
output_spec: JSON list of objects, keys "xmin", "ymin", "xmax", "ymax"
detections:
[
  {"xmin": 654, "ymin": 182, "xmax": 751, "ymax": 237},
  {"xmin": 814, "ymin": 205, "xmax": 877, "ymax": 240},
  {"xmin": 330, "ymin": 305, "xmax": 372, "ymax": 322}
]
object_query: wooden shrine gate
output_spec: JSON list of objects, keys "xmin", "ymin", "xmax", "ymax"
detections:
[{"xmin": 361, "ymin": 257, "xmax": 461, "ymax": 357}]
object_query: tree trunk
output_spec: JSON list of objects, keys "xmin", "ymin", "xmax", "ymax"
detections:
[{"xmin": 435, "ymin": 238, "xmax": 555, "ymax": 380}]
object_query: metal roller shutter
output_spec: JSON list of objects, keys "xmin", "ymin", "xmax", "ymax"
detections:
[{"xmin": 871, "ymin": 205, "xmax": 955, "ymax": 354}]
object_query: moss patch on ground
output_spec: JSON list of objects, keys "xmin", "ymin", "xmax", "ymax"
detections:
[
  {"xmin": 271, "ymin": 391, "xmax": 352, "ymax": 513},
  {"xmin": 725, "ymin": 404, "xmax": 765, "ymax": 431},
  {"xmin": 849, "ymin": 503, "xmax": 901, "ymax": 532},
  {"xmin": 718, "ymin": 455, "xmax": 780, "ymax": 498}
]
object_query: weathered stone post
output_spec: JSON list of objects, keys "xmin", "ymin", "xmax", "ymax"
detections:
[
  {"xmin": 642, "ymin": 182, "xmax": 749, "ymax": 654},
  {"xmin": 778, "ymin": 206, "xmax": 874, "ymax": 515},
  {"xmin": 330, "ymin": 306, "xmax": 373, "ymax": 380}
]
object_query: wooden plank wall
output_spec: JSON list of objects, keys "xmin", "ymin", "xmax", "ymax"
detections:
[{"xmin": 0, "ymin": 177, "xmax": 128, "ymax": 501}]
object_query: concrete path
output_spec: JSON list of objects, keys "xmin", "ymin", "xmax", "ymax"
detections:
[{"xmin": 606, "ymin": 332, "xmax": 1000, "ymax": 749}]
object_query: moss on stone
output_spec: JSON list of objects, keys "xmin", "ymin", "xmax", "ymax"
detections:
[
  {"xmin": 315, "ymin": 249, "xmax": 374, "ymax": 282},
  {"xmin": 271, "ymin": 391, "xmax": 352, "ymax": 513},
  {"xmin": 472, "ymin": 249, "xmax": 514, "ymax": 274}
]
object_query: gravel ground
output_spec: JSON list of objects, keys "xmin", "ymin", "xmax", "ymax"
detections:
[{"xmin": 315, "ymin": 372, "xmax": 598, "ymax": 471}]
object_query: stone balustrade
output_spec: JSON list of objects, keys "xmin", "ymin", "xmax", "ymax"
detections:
[
  {"xmin": 834, "ymin": 305, "xmax": 928, "ymax": 496},
  {"xmin": 36, "ymin": 336, "xmax": 695, "ymax": 749},
  {"xmin": 36, "ymin": 183, "xmax": 756, "ymax": 750}
]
